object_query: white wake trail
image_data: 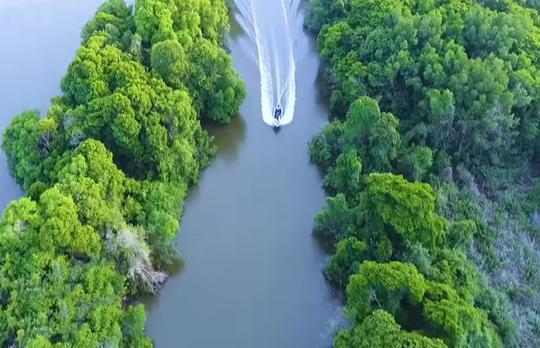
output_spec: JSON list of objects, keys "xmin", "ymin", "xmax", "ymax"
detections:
[
  {"xmin": 247, "ymin": 0, "xmax": 274, "ymax": 126},
  {"xmin": 234, "ymin": 0, "xmax": 296, "ymax": 127},
  {"xmin": 278, "ymin": 0, "xmax": 296, "ymax": 126}
]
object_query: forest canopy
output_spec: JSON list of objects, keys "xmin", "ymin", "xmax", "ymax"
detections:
[
  {"xmin": 308, "ymin": 0, "xmax": 540, "ymax": 168},
  {"xmin": 0, "ymin": 0, "xmax": 244, "ymax": 346},
  {"xmin": 307, "ymin": 0, "xmax": 540, "ymax": 347}
]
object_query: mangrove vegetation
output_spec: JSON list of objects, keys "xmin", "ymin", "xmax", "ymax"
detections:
[
  {"xmin": 0, "ymin": 0, "xmax": 244, "ymax": 346},
  {"xmin": 307, "ymin": 0, "xmax": 540, "ymax": 347}
]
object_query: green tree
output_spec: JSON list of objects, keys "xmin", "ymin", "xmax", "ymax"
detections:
[
  {"xmin": 309, "ymin": 120, "xmax": 344, "ymax": 171},
  {"xmin": 314, "ymin": 193, "xmax": 355, "ymax": 247},
  {"xmin": 82, "ymin": 0, "xmax": 135, "ymax": 48},
  {"xmin": 342, "ymin": 97, "xmax": 400, "ymax": 173},
  {"xmin": 186, "ymin": 38, "xmax": 246, "ymax": 123},
  {"xmin": 363, "ymin": 174, "xmax": 446, "ymax": 250},
  {"xmin": 324, "ymin": 237, "xmax": 367, "ymax": 289},
  {"xmin": 335, "ymin": 310, "xmax": 446, "ymax": 348},
  {"xmin": 398, "ymin": 146, "xmax": 433, "ymax": 182},
  {"xmin": 307, "ymin": 1, "xmax": 530, "ymax": 345},
  {"xmin": 344, "ymin": 261, "xmax": 501, "ymax": 348},
  {"xmin": 324, "ymin": 151, "xmax": 362, "ymax": 198},
  {"xmin": 151, "ymin": 39, "xmax": 189, "ymax": 88},
  {"xmin": 346, "ymin": 261, "xmax": 427, "ymax": 322},
  {"xmin": 134, "ymin": 0, "xmax": 177, "ymax": 44},
  {"xmin": 310, "ymin": 0, "xmax": 540, "ymax": 167},
  {"xmin": 2, "ymin": 110, "xmax": 60, "ymax": 189}
]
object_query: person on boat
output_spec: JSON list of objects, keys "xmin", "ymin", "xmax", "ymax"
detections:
[{"xmin": 274, "ymin": 105, "xmax": 282, "ymax": 119}]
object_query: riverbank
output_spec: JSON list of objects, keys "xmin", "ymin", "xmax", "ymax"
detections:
[{"xmin": 143, "ymin": 1, "xmax": 340, "ymax": 347}]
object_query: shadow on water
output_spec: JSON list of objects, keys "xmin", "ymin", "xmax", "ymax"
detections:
[
  {"xmin": 272, "ymin": 126, "xmax": 282, "ymax": 135},
  {"xmin": 315, "ymin": 63, "xmax": 331, "ymax": 112},
  {"xmin": 204, "ymin": 115, "xmax": 247, "ymax": 161},
  {"xmin": 228, "ymin": 2, "xmax": 245, "ymax": 39}
]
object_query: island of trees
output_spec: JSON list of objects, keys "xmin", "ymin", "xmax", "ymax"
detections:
[
  {"xmin": 307, "ymin": 0, "xmax": 540, "ymax": 347},
  {"xmin": 0, "ymin": 0, "xmax": 245, "ymax": 346}
]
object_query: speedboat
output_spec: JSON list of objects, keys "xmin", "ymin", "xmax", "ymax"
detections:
[{"xmin": 273, "ymin": 104, "xmax": 283, "ymax": 127}]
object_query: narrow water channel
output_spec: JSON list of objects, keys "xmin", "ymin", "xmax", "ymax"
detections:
[{"xmin": 144, "ymin": 2, "xmax": 339, "ymax": 347}]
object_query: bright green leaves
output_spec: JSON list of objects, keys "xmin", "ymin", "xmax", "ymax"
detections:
[
  {"xmin": 1, "ymin": 0, "xmax": 241, "ymax": 345},
  {"xmin": 319, "ymin": 21, "xmax": 353, "ymax": 62},
  {"xmin": 136, "ymin": 0, "xmax": 245, "ymax": 123},
  {"xmin": 0, "ymin": 190, "xmax": 128, "ymax": 347},
  {"xmin": 316, "ymin": 173, "xmax": 446, "ymax": 257},
  {"xmin": 324, "ymin": 237, "xmax": 367, "ymax": 289},
  {"xmin": 0, "ymin": 198, "xmax": 39, "ymax": 254},
  {"xmin": 2, "ymin": 110, "xmax": 54, "ymax": 189},
  {"xmin": 343, "ymin": 97, "xmax": 400, "ymax": 173},
  {"xmin": 38, "ymin": 188, "xmax": 101, "ymax": 258},
  {"xmin": 135, "ymin": 0, "xmax": 178, "ymax": 44},
  {"xmin": 59, "ymin": 32, "xmax": 208, "ymax": 181},
  {"xmin": 186, "ymin": 38, "xmax": 246, "ymax": 123},
  {"xmin": 55, "ymin": 140, "xmax": 126, "ymax": 230},
  {"xmin": 196, "ymin": 0, "xmax": 229, "ymax": 43},
  {"xmin": 0, "ymin": 116, "xmax": 166, "ymax": 348},
  {"xmin": 2, "ymin": 257, "xmax": 127, "ymax": 347},
  {"xmin": 334, "ymin": 310, "xmax": 446, "ymax": 348},
  {"xmin": 363, "ymin": 173, "xmax": 446, "ymax": 251},
  {"xmin": 347, "ymin": 261, "xmax": 427, "ymax": 322},
  {"xmin": 110, "ymin": 96, "xmax": 141, "ymax": 153},
  {"xmin": 151, "ymin": 39, "xmax": 189, "ymax": 87},
  {"xmin": 82, "ymin": 0, "xmax": 135, "ymax": 48},
  {"xmin": 143, "ymin": 180, "xmax": 186, "ymax": 262},
  {"xmin": 422, "ymin": 282, "xmax": 501, "ymax": 348},
  {"xmin": 60, "ymin": 0, "xmax": 238, "ymax": 179},
  {"xmin": 310, "ymin": 97, "xmax": 400, "ymax": 176},
  {"xmin": 324, "ymin": 151, "xmax": 362, "ymax": 197},
  {"xmin": 59, "ymin": 140, "xmax": 125, "ymax": 198},
  {"xmin": 340, "ymin": 261, "xmax": 501, "ymax": 348},
  {"xmin": 61, "ymin": 35, "xmax": 113, "ymax": 106},
  {"xmin": 312, "ymin": 0, "xmax": 540, "ymax": 167},
  {"xmin": 0, "ymin": 184, "xmax": 101, "ymax": 260},
  {"xmin": 135, "ymin": 0, "xmax": 229, "ymax": 46},
  {"xmin": 314, "ymin": 193, "xmax": 354, "ymax": 246}
]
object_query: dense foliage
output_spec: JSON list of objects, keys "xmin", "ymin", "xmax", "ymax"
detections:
[
  {"xmin": 0, "ymin": 0, "xmax": 244, "ymax": 346},
  {"xmin": 307, "ymin": 0, "xmax": 540, "ymax": 346},
  {"xmin": 316, "ymin": 169, "xmax": 507, "ymax": 347},
  {"xmin": 308, "ymin": 0, "xmax": 540, "ymax": 168}
]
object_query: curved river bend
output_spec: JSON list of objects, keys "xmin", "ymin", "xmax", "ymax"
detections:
[{"xmin": 0, "ymin": 1, "xmax": 339, "ymax": 347}]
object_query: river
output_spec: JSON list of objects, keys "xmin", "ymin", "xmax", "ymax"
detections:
[
  {"xmin": 144, "ymin": 1, "xmax": 340, "ymax": 346},
  {"xmin": 0, "ymin": 1, "xmax": 339, "ymax": 347}
]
